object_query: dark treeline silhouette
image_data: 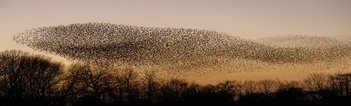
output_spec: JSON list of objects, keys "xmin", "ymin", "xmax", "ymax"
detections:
[{"xmin": 1, "ymin": 50, "xmax": 351, "ymax": 106}]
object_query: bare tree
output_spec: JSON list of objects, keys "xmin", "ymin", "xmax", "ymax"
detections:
[
  {"xmin": 241, "ymin": 80, "xmax": 257, "ymax": 95},
  {"xmin": 113, "ymin": 68, "xmax": 141, "ymax": 103},
  {"xmin": 216, "ymin": 80, "xmax": 239, "ymax": 104},
  {"xmin": 304, "ymin": 73, "xmax": 328, "ymax": 91},
  {"xmin": 142, "ymin": 71, "xmax": 160, "ymax": 104},
  {"xmin": 217, "ymin": 80, "xmax": 238, "ymax": 95},
  {"xmin": 329, "ymin": 73, "xmax": 351, "ymax": 96},
  {"xmin": 256, "ymin": 79, "xmax": 278, "ymax": 95},
  {"xmin": 60, "ymin": 62, "xmax": 117, "ymax": 105},
  {"xmin": 0, "ymin": 50, "xmax": 63, "ymax": 105}
]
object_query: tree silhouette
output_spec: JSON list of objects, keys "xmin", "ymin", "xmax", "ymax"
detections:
[
  {"xmin": 142, "ymin": 71, "xmax": 161, "ymax": 104},
  {"xmin": 214, "ymin": 80, "xmax": 238, "ymax": 105},
  {"xmin": 0, "ymin": 50, "xmax": 63, "ymax": 105},
  {"xmin": 304, "ymin": 73, "xmax": 328, "ymax": 92},
  {"xmin": 329, "ymin": 73, "xmax": 351, "ymax": 96},
  {"xmin": 1, "ymin": 50, "xmax": 351, "ymax": 105}
]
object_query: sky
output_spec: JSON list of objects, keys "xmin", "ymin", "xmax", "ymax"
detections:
[{"xmin": 1, "ymin": 0, "xmax": 351, "ymax": 51}]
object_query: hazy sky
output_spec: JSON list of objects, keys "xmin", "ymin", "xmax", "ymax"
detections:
[{"xmin": 1, "ymin": 0, "xmax": 350, "ymax": 51}]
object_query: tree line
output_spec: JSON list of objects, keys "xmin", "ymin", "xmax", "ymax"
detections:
[{"xmin": 1, "ymin": 50, "xmax": 351, "ymax": 106}]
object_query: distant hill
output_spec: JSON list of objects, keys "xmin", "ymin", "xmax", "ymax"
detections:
[{"xmin": 13, "ymin": 23, "xmax": 351, "ymax": 67}]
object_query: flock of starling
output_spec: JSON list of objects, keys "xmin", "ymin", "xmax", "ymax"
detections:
[
  {"xmin": 255, "ymin": 35, "xmax": 344, "ymax": 48},
  {"xmin": 13, "ymin": 23, "xmax": 351, "ymax": 77}
]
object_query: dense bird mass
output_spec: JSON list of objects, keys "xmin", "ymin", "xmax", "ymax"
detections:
[
  {"xmin": 12, "ymin": 23, "xmax": 351, "ymax": 80},
  {"xmin": 14, "ymin": 23, "xmax": 244, "ymax": 64},
  {"xmin": 255, "ymin": 35, "xmax": 344, "ymax": 48},
  {"xmin": 14, "ymin": 23, "xmax": 351, "ymax": 65}
]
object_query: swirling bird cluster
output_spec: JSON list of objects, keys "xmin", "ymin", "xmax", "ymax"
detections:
[{"xmin": 13, "ymin": 23, "xmax": 351, "ymax": 67}]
